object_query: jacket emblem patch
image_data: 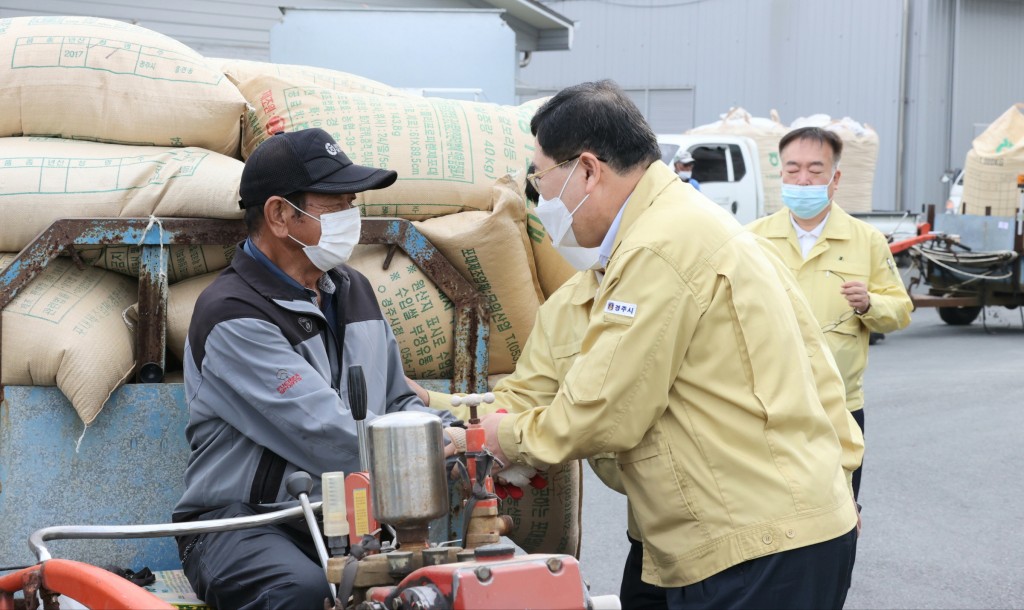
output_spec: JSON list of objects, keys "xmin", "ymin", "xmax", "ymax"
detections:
[
  {"xmin": 277, "ymin": 371, "xmax": 303, "ymax": 394},
  {"xmin": 298, "ymin": 317, "xmax": 313, "ymax": 333},
  {"xmin": 604, "ymin": 300, "xmax": 637, "ymax": 318}
]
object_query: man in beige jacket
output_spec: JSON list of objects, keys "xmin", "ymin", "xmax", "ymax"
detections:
[
  {"xmin": 480, "ymin": 81, "xmax": 863, "ymax": 609},
  {"xmin": 748, "ymin": 127, "xmax": 913, "ymax": 500}
]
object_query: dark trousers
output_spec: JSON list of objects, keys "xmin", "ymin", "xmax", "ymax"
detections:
[
  {"xmin": 620, "ymin": 533, "xmax": 668, "ymax": 609},
  {"xmin": 178, "ymin": 503, "xmax": 331, "ymax": 610},
  {"xmin": 852, "ymin": 408, "xmax": 865, "ymax": 500},
  {"xmin": 665, "ymin": 528, "xmax": 857, "ymax": 610}
]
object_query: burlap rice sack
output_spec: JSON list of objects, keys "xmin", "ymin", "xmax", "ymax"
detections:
[
  {"xmin": 236, "ymin": 76, "xmax": 537, "ymax": 219},
  {"xmin": 212, "ymin": 58, "xmax": 412, "ymax": 98},
  {"xmin": 502, "ymin": 459, "xmax": 582, "ymax": 556},
  {"xmin": 125, "ymin": 271, "xmax": 220, "ymax": 362},
  {"xmin": 962, "ymin": 104, "xmax": 1024, "ymax": 217},
  {"xmin": 0, "ymin": 253, "xmax": 136, "ymax": 424},
  {"xmin": 413, "ymin": 177, "xmax": 542, "ymax": 374},
  {"xmin": 0, "ymin": 16, "xmax": 245, "ymax": 156},
  {"xmin": 349, "ymin": 244, "xmax": 456, "ymax": 380},
  {"xmin": 0, "ymin": 137, "xmax": 243, "ymax": 252},
  {"xmin": 524, "ymin": 198, "xmax": 576, "ymax": 298},
  {"xmin": 77, "ymin": 244, "xmax": 236, "ymax": 283}
]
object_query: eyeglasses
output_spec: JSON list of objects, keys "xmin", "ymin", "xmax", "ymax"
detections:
[
  {"xmin": 526, "ymin": 156, "xmax": 579, "ymax": 192},
  {"xmin": 823, "ymin": 269, "xmax": 849, "ymax": 283},
  {"xmin": 821, "ymin": 308, "xmax": 856, "ymax": 334}
]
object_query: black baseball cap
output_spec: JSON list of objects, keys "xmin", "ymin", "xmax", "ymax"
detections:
[{"xmin": 238, "ymin": 128, "xmax": 398, "ymax": 209}]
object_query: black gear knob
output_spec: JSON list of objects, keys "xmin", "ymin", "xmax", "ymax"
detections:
[
  {"xmin": 284, "ymin": 471, "xmax": 313, "ymax": 499},
  {"xmin": 348, "ymin": 365, "xmax": 367, "ymax": 422}
]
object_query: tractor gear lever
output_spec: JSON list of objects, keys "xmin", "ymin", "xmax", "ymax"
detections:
[
  {"xmin": 348, "ymin": 365, "xmax": 369, "ymax": 472},
  {"xmin": 285, "ymin": 471, "xmax": 338, "ymax": 603}
]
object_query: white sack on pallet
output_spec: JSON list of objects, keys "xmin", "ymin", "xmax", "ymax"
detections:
[
  {"xmin": 0, "ymin": 253, "xmax": 136, "ymax": 425},
  {"xmin": 962, "ymin": 104, "xmax": 1024, "ymax": 217},
  {"xmin": 0, "ymin": 16, "xmax": 245, "ymax": 157}
]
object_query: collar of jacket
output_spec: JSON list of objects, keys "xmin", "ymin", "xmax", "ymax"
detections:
[
  {"xmin": 569, "ymin": 269, "xmax": 601, "ymax": 306},
  {"xmin": 607, "ymin": 160, "xmax": 680, "ymax": 262},
  {"xmin": 230, "ymin": 242, "xmax": 351, "ymax": 316},
  {"xmin": 761, "ymin": 203, "xmax": 855, "ymax": 242}
]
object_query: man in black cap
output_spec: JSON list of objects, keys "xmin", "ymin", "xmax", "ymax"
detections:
[{"xmin": 172, "ymin": 128, "xmax": 456, "ymax": 610}]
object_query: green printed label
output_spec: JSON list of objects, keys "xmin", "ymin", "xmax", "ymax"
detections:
[
  {"xmin": 11, "ymin": 34, "xmax": 221, "ymax": 85},
  {"xmin": 0, "ymin": 149, "xmax": 207, "ymax": 196}
]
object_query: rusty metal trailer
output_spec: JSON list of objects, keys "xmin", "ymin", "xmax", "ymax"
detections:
[
  {"xmin": 0, "ymin": 217, "xmax": 490, "ymax": 572},
  {"xmin": 901, "ymin": 198, "xmax": 1024, "ymax": 327}
]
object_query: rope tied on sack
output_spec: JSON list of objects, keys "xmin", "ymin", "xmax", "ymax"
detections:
[{"xmin": 137, "ymin": 215, "xmax": 169, "ymax": 284}]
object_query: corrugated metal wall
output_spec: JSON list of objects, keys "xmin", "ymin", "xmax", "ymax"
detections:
[
  {"xmin": 521, "ymin": 0, "xmax": 906, "ymax": 208},
  {"xmin": 522, "ymin": 0, "xmax": 1024, "ymax": 212},
  {"xmin": 950, "ymin": 0, "xmax": 1024, "ymax": 168},
  {"xmin": 0, "ymin": 1, "xmax": 287, "ymax": 58},
  {"xmin": 904, "ymin": 0, "xmax": 956, "ymax": 214}
]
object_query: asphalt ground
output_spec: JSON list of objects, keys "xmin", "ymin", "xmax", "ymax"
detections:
[{"xmin": 578, "ymin": 306, "xmax": 1024, "ymax": 608}]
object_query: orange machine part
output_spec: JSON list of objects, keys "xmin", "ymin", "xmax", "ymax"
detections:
[
  {"xmin": 0, "ymin": 559, "xmax": 173, "ymax": 610},
  {"xmin": 368, "ymin": 554, "xmax": 589, "ymax": 610},
  {"xmin": 345, "ymin": 471, "xmax": 378, "ymax": 539}
]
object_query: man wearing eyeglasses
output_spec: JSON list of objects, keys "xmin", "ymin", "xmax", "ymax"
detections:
[
  {"xmin": 747, "ymin": 126, "xmax": 913, "ymax": 501},
  {"xmin": 476, "ymin": 81, "xmax": 864, "ymax": 610}
]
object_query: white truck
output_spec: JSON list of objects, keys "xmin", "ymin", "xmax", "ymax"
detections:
[{"xmin": 657, "ymin": 133, "xmax": 765, "ymax": 225}]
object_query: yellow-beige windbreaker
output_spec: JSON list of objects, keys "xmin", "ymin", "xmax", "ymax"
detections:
[
  {"xmin": 747, "ymin": 204, "xmax": 913, "ymax": 412},
  {"xmin": 427, "ymin": 269, "xmax": 644, "ymax": 536},
  {"xmin": 497, "ymin": 161, "xmax": 862, "ymax": 588}
]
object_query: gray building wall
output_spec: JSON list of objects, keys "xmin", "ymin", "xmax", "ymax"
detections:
[
  {"xmin": 521, "ymin": 0, "xmax": 1024, "ymax": 212},
  {"xmin": 0, "ymin": 1, "xmax": 287, "ymax": 59}
]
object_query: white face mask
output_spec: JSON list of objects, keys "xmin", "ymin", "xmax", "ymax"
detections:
[
  {"xmin": 285, "ymin": 199, "xmax": 361, "ymax": 271},
  {"xmin": 677, "ymin": 171, "xmax": 692, "ymax": 181},
  {"xmin": 557, "ymin": 246, "xmax": 602, "ymax": 272},
  {"xmin": 534, "ymin": 158, "xmax": 589, "ymax": 248}
]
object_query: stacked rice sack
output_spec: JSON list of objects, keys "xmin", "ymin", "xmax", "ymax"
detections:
[
  {"xmin": 0, "ymin": 16, "xmax": 246, "ymax": 424},
  {"xmin": 0, "ymin": 15, "xmax": 571, "ymax": 422},
  {"xmin": 788, "ymin": 114, "xmax": 880, "ymax": 213},
  {"xmin": 961, "ymin": 104, "xmax": 1024, "ymax": 217}
]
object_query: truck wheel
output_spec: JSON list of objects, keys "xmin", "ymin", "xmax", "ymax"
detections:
[{"xmin": 938, "ymin": 306, "xmax": 981, "ymax": 326}]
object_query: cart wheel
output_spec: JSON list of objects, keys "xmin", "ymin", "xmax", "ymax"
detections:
[{"xmin": 938, "ymin": 306, "xmax": 981, "ymax": 326}]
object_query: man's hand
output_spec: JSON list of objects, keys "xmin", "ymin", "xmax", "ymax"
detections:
[
  {"xmin": 480, "ymin": 411, "xmax": 510, "ymax": 468},
  {"xmin": 405, "ymin": 376, "xmax": 430, "ymax": 406},
  {"xmin": 841, "ymin": 281, "xmax": 871, "ymax": 314},
  {"xmin": 443, "ymin": 426, "xmax": 466, "ymax": 458}
]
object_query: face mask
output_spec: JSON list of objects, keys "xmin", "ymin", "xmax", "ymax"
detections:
[
  {"xmin": 556, "ymin": 245, "xmax": 602, "ymax": 271},
  {"xmin": 677, "ymin": 171, "xmax": 692, "ymax": 181},
  {"xmin": 285, "ymin": 199, "xmax": 361, "ymax": 271},
  {"xmin": 534, "ymin": 158, "xmax": 589, "ymax": 248},
  {"xmin": 781, "ymin": 169, "xmax": 837, "ymax": 220}
]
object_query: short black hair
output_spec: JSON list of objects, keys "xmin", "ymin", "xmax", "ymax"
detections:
[
  {"xmin": 779, "ymin": 127, "xmax": 844, "ymax": 167},
  {"xmin": 524, "ymin": 163, "xmax": 539, "ymax": 203},
  {"xmin": 530, "ymin": 80, "xmax": 661, "ymax": 173},
  {"xmin": 243, "ymin": 191, "xmax": 307, "ymax": 235}
]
